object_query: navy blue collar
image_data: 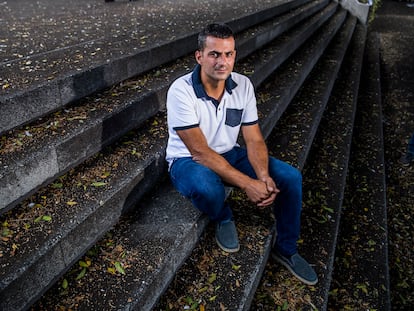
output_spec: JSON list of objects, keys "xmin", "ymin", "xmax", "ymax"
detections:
[{"xmin": 191, "ymin": 64, "xmax": 238, "ymax": 100}]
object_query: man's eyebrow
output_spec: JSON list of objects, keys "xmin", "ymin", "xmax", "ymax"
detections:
[{"xmin": 208, "ymin": 50, "xmax": 234, "ymax": 55}]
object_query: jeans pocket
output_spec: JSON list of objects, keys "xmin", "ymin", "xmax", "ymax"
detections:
[{"xmin": 225, "ymin": 108, "xmax": 243, "ymax": 127}]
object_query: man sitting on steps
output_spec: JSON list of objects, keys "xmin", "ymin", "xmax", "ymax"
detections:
[{"xmin": 165, "ymin": 23, "xmax": 318, "ymax": 285}]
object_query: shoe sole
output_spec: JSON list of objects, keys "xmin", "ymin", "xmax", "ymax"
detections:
[
  {"xmin": 215, "ymin": 237, "xmax": 240, "ymax": 253},
  {"xmin": 272, "ymin": 253, "xmax": 318, "ymax": 286}
]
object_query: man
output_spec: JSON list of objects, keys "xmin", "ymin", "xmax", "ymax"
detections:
[{"xmin": 165, "ymin": 23, "xmax": 317, "ymax": 285}]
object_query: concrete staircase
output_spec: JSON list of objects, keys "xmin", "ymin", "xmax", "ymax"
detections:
[{"xmin": 0, "ymin": 0, "xmax": 390, "ymax": 310}]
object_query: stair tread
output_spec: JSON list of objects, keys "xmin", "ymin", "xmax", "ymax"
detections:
[
  {"xmin": 328, "ymin": 31, "xmax": 391, "ymax": 310},
  {"xmin": 266, "ymin": 13, "xmax": 356, "ymax": 169},
  {"xmin": 21, "ymin": 7, "xmax": 355, "ymax": 310},
  {"xmin": 249, "ymin": 20, "xmax": 366, "ymax": 311},
  {"xmin": 258, "ymin": 5, "xmax": 345, "ymax": 139},
  {"xmin": 26, "ymin": 10, "xmax": 360, "ymax": 309},
  {"xmin": 249, "ymin": 15, "xmax": 365, "ymax": 311},
  {"xmin": 33, "ymin": 181, "xmax": 274, "ymax": 311},
  {"xmin": 1, "ymin": 4, "xmax": 335, "ymax": 308},
  {"xmin": 300, "ymin": 22, "xmax": 366, "ymax": 310},
  {"xmin": 0, "ymin": 114, "xmax": 168, "ymax": 307},
  {"xmin": 155, "ymin": 12, "xmax": 359, "ymax": 310},
  {"xmin": 0, "ymin": 0, "xmax": 310, "ymax": 135},
  {"xmin": 0, "ymin": 0, "xmax": 331, "ymax": 215},
  {"xmin": 0, "ymin": 1, "xmax": 384, "ymax": 311}
]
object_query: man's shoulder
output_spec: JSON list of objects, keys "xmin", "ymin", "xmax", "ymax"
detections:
[
  {"xmin": 231, "ymin": 72, "xmax": 253, "ymax": 85},
  {"xmin": 167, "ymin": 71, "xmax": 195, "ymax": 100},
  {"xmin": 171, "ymin": 71, "xmax": 193, "ymax": 87}
]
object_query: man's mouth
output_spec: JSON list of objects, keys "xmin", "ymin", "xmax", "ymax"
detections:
[{"xmin": 215, "ymin": 67, "xmax": 227, "ymax": 72}]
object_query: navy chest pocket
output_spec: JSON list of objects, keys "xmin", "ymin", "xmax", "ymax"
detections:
[{"xmin": 225, "ymin": 108, "xmax": 243, "ymax": 127}]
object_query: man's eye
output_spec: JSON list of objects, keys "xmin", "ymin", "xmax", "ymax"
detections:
[{"xmin": 211, "ymin": 52, "xmax": 219, "ymax": 58}]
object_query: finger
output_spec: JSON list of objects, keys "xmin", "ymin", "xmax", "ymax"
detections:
[
  {"xmin": 257, "ymin": 200, "xmax": 272, "ymax": 207},
  {"xmin": 264, "ymin": 178, "xmax": 278, "ymax": 194},
  {"xmin": 257, "ymin": 193, "xmax": 276, "ymax": 207}
]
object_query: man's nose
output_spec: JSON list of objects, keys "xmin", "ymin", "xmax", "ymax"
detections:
[{"xmin": 217, "ymin": 54, "xmax": 227, "ymax": 64}]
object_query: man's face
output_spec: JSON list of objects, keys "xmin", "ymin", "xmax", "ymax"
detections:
[{"xmin": 195, "ymin": 35, "xmax": 236, "ymax": 83}]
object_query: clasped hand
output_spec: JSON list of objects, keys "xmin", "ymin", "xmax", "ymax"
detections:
[{"xmin": 245, "ymin": 176, "xmax": 279, "ymax": 207}]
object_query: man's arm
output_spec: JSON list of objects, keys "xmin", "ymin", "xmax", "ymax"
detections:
[
  {"xmin": 242, "ymin": 123, "xmax": 279, "ymax": 206},
  {"xmin": 176, "ymin": 127, "xmax": 274, "ymax": 205}
]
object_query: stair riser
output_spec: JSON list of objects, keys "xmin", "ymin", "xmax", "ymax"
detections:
[
  {"xmin": 0, "ymin": 0, "xmax": 313, "ymax": 136},
  {"xmin": 1, "ymin": 1, "xmax": 324, "ymax": 215},
  {"xmin": 0, "ymin": 91, "xmax": 164, "ymax": 214},
  {"xmin": 0, "ymin": 150, "xmax": 167, "ymax": 310}
]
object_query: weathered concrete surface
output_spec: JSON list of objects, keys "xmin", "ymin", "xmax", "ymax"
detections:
[
  {"xmin": 1, "ymin": 0, "xmax": 296, "ymax": 134},
  {"xmin": 0, "ymin": 0, "xmax": 328, "ymax": 214}
]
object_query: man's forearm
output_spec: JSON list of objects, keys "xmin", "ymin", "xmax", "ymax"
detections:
[
  {"xmin": 246, "ymin": 140, "xmax": 270, "ymax": 180},
  {"xmin": 192, "ymin": 148, "xmax": 252, "ymax": 188}
]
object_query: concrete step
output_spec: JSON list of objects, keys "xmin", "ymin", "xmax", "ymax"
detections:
[
  {"xmin": 250, "ymin": 20, "xmax": 366, "ymax": 311},
  {"xmin": 0, "ymin": 0, "xmax": 331, "ymax": 215},
  {"xmin": 265, "ymin": 12, "xmax": 356, "ymax": 169},
  {"xmin": 0, "ymin": 2, "xmax": 339, "ymax": 310},
  {"xmin": 0, "ymin": 0, "xmax": 312, "ymax": 135},
  {"xmin": 328, "ymin": 31, "xmax": 391, "ymax": 310},
  {"xmin": 295, "ymin": 22, "xmax": 366, "ymax": 311},
  {"xmin": 155, "ymin": 12, "xmax": 361, "ymax": 311},
  {"xmin": 256, "ymin": 4, "xmax": 345, "ymax": 139},
  {"xmin": 251, "ymin": 16, "xmax": 364, "ymax": 311},
  {"xmin": 26, "ymin": 6, "xmax": 354, "ymax": 311},
  {"xmin": 0, "ymin": 115, "xmax": 169, "ymax": 311}
]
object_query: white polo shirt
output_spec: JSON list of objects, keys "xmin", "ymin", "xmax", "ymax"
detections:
[{"xmin": 165, "ymin": 64, "xmax": 258, "ymax": 168}]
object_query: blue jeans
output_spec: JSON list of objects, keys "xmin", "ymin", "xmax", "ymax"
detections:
[{"xmin": 169, "ymin": 146, "xmax": 302, "ymax": 256}]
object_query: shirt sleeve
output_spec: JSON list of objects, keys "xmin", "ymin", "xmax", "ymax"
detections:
[
  {"xmin": 167, "ymin": 78, "xmax": 199, "ymax": 131},
  {"xmin": 241, "ymin": 76, "xmax": 258, "ymax": 125}
]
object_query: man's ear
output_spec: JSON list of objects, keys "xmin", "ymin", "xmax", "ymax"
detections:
[{"xmin": 195, "ymin": 50, "xmax": 202, "ymax": 64}]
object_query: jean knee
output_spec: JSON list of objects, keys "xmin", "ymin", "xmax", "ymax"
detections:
[
  {"xmin": 269, "ymin": 159, "xmax": 302, "ymax": 188},
  {"xmin": 287, "ymin": 165, "xmax": 302, "ymax": 185}
]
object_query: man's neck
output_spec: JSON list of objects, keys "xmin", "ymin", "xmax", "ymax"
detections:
[{"xmin": 202, "ymin": 77, "xmax": 226, "ymax": 101}]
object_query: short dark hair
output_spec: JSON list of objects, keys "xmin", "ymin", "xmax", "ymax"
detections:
[{"xmin": 198, "ymin": 23, "xmax": 234, "ymax": 50}]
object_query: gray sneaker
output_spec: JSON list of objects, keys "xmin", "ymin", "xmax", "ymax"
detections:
[
  {"xmin": 272, "ymin": 250, "xmax": 318, "ymax": 285},
  {"xmin": 215, "ymin": 220, "xmax": 240, "ymax": 253}
]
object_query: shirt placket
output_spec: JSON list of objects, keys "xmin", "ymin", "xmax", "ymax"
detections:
[{"xmin": 216, "ymin": 96, "xmax": 227, "ymax": 124}]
